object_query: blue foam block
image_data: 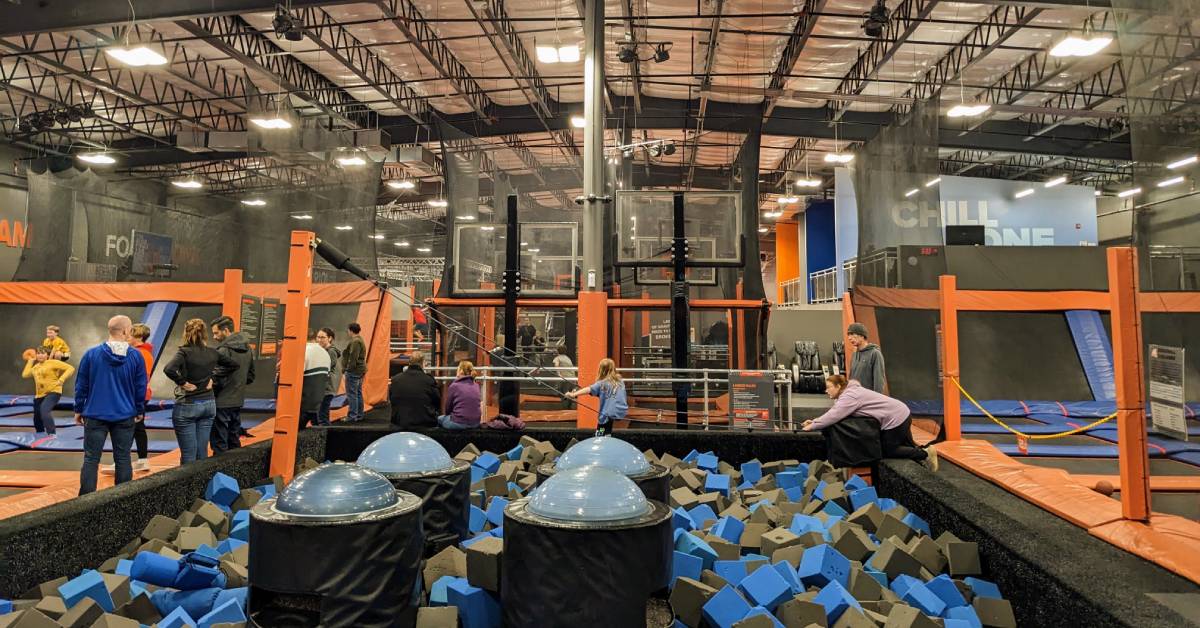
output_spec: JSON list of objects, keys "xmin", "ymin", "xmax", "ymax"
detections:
[
  {"xmin": 782, "ymin": 486, "xmax": 803, "ymax": 503},
  {"xmin": 469, "ymin": 505, "xmax": 487, "ymax": 534},
  {"xmin": 193, "ymin": 544, "xmax": 222, "ymax": 562},
  {"xmin": 215, "ymin": 588, "xmax": 247, "ymax": 613},
  {"xmin": 672, "ymin": 551, "xmax": 704, "ymax": 584},
  {"xmin": 217, "ymin": 538, "xmax": 247, "ymax": 555},
  {"xmin": 507, "ymin": 481, "xmax": 523, "ymax": 495},
  {"xmin": 504, "ymin": 444, "xmax": 523, "ymax": 461},
  {"xmin": 59, "ymin": 569, "xmax": 114, "ymax": 611},
  {"xmin": 701, "ymin": 585, "xmax": 752, "ymax": 628},
  {"xmin": 797, "ymin": 545, "xmax": 851, "ymax": 589},
  {"xmin": 877, "ymin": 498, "xmax": 898, "ymax": 512},
  {"xmin": 683, "ymin": 449, "xmax": 700, "ymax": 463},
  {"xmin": 821, "ymin": 501, "xmax": 847, "ymax": 518},
  {"xmin": 864, "ymin": 569, "xmax": 888, "ymax": 588},
  {"xmin": 198, "ymin": 597, "xmax": 246, "ymax": 628},
  {"xmin": 788, "ymin": 514, "xmax": 823, "ymax": 536},
  {"xmin": 813, "ymin": 480, "xmax": 829, "ymax": 500},
  {"xmin": 696, "ymin": 452, "xmax": 719, "ymax": 472},
  {"xmin": 772, "ymin": 561, "xmax": 803, "ymax": 594},
  {"xmin": 901, "ymin": 512, "xmax": 930, "ymax": 536},
  {"xmin": 461, "ymin": 534, "xmax": 492, "ymax": 549},
  {"xmin": 890, "ymin": 574, "xmax": 922, "ymax": 599},
  {"xmin": 740, "ymin": 460, "xmax": 763, "ymax": 485},
  {"xmin": 204, "ymin": 472, "xmax": 240, "ymax": 507},
  {"xmin": 712, "ymin": 516, "xmax": 745, "ymax": 544},
  {"xmin": 474, "ymin": 452, "xmax": 501, "ymax": 474},
  {"xmin": 158, "ymin": 607, "xmax": 197, "ymax": 628},
  {"xmin": 254, "ymin": 483, "xmax": 277, "ymax": 499},
  {"xmin": 0, "ymin": 599, "xmax": 11, "ymax": 614},
  {"xmin": 688, "ymin": 504, "xmax": 718, "ymax": 527},
  {"xmin": 470, "ymin": 465, "xmax": 487, "ymax": 484},
  {"xmin": 927, "ymin": 574, "xmax": 968, "ymax": 609},
  {"xmin": 152, "ymin": 588, "xmax": 222, "ymax": 620},
  {"xmin": 946, "ymin": 605, "xmax": 984, "ymax": 628},
  {"xmin": 713, "ymin": 560, "xmax": 748, "ymax": 584},
  {"xmin": 446, "ymin": 578, "xmax": 501, "ymax": 628},
  {"xmin": 676, "ymin": 533, "xmax": 719, "ymax": 570},
  {"xmin": 964, "ymin": 577, "xmax": 1002, "ymax": 600},
  {"xmin": 430, "ymin": 576, "xmax": 458, "ymax": 606},
  {"xmin": 814, "ymin": 580, "xmax": 862, "ymax": 623},
  {"xmin": 737, "ymin": 565, "xmax": 792, "ymax": 611},
  {"xmin": 173, "ymin": 560, "xmax": 225, "ymax": 591},
  {"xmin": 849, "ymin": 486, "xmax": 878, "ymax": 511},
  {"xmin": 131, "ymin": 552, "xmax": 181, "ymax": 588},
  {"xmin": 485, "ymin": 497, "xmax": 508, "ymax": 527},
  {"xmin": 902, "ymin": 581, "xmax": 947, "ymax": 617},
  {"xmin": 775, "ymin": 471, "xmax": 802, "ymax": 490},
  {"xmin": 229, "ymin": 520, "xmax": 249, "ymax": 542},
  {"xmin": 744, "ymin": 606, "xmax": 785, "ymax": 628},
  {"xmin": 705, "ymin": 473, "xmax": 732, "ymax": 497},
  {"xmin": 672, "ymin": 507, "xmax": 697, "ymax": 532},
  {"xmin": 232, "ymin": 509, "xmax": 250, "ymax": 527},
  {"xmin": 115, "ymin": 559, "xmax": 133, "ymax": 577},
  {"xmin": 845, "ymin": 475, "xmax": 868, "ymax": 492}
]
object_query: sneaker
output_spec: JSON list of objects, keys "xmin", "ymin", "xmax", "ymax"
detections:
[
  {"xmin": 134, "ymin": 459, "xmax": 150, "ymax": 472},
  {"xmin": 100, "ymin": 463, "xmax": 116, "ymax": 475},
  {"xmin": 921, "ymin": 445, "xmax": 940, "ymax": 472}
]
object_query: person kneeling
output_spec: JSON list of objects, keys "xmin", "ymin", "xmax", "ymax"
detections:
[
  {"xmin": 802, "ymin": 374, "xmax": 937, "ymax": 471},
  {"xmin": 439, "ymin": 361, "xmax": 481, "ymax": 430}
]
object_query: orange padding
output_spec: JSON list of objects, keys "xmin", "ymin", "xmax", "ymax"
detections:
[
  {"xmin": 853, "ymin": 285, "xmax": 1200, "ymax": 313},
  {"xmin": 0, "ymin": 280, "xmax": 380, "ymax": 305},
  {"xmin": 936, "ymin": 439, "xmax": 1200, "ymax": 584},
  {"xmin": 1071, "ymin": 475, "xmax": 1200, "ymax": 492}
]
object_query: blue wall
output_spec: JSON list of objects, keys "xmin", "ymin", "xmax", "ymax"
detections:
[{"xmin": 806, "ymin": 200, "xmax": 836, "ymax": 299}]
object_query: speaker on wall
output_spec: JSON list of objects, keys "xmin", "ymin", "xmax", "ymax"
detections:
[{"xmin": 945, "ymin": 225, "xmax": 985, "ymax": 246}]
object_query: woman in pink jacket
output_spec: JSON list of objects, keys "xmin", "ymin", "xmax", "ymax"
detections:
[{"xmin": 803, "ymin": 374, "xmax": 938, "ymax": 471}]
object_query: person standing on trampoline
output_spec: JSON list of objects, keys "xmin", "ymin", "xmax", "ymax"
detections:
[
  {"xmin": 164, "ymin": 319, "xmax": 233, "ymax": 464},
  {"xmin": 22, "ymin": 345, "xmax": 74, "ymax": 435},
  {"xmin": 210, "ymin": 316, "xmax": 256, "ymax": 452},
  {"xmin": 316, "ymin": 327, "xmax": 341, "ymax": 426},
  {"xmin": 847, "ymin": 322, "xmax": 886, "ymax": 393},
  {"xmin": 75, "ymin": 315, "xmax": 146, "ymax": 495},
  {"xmin": 566, "ymin": 358, "xmax": 628, "ymax": 436},
  {"xmin": 129, "ymin": 323, "xmax": 155, "ymax": 471},
  {"xmin": 42, "ymin": 325, "xmax": 71, "ymax": 362},
  {"xmin": 342, "ymin": 322, "xmax": 367, "ymax": 422},
  {"xmin": 802, "ymin": 374, "xmax": 937, "ymax": 471}
]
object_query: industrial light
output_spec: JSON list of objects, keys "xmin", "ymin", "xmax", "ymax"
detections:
[
  {"xmin": 481, "ymin": 225, "xmax": 496, "ymax": 231},
  {"xmin": 570, "ymin": 116, "xmax": 586, "ymax": 129},
  {"xmin": 862, "ymin": 0, "xmax": 890, "ymax": 38},
  {"xmin": 335, "ymin": 225, "xmax": 353, "ymax": 231},
  {"xmin": 925, "ymin": 177, "xmax": 942, "ymax": 188},
  {"xmin": 417, "ymin": 247, "xmax": 432, "ymax": 253},
  {"xmin": 1044, "ymin": 176, "xmax": 1067, "ymax": 188},
  {"xmin": 1049, "ymin": 35, "xmax": 1112, "ymax": 58},
  {"xmin": 557, "ymin": 44, "xmax": 580, "ymax": 63},
  {"xmin": 520, "ymin": 241, "xmax": 529, "ymax": 246},
  {"xmin": 1118, "ymin": 187, "xmax": 1141, "ymax": 198},
  {"xmin": 904, "ymin": 189, "xmax": 919, "ymax": 198},
  {"xmin": 250, "ymin": 117, "xmax": 292, "ymax": 129},
  {"xmin": 536, "ymin": 44, "xmax": 580, "ymax": 63},
  {"xmin": 617, "ymin": 41, "xmax": 638, "ymax": 64},
  {"xmin": 947, "ymin": 103, "xmax": 991, "ymax": 118},
  {"xmin": 78, "ymin": 153, "xmax": 116, "ymax": 164},
  {"xmin": 171, "ymin": 179, "xmax": 203, "ymax": 189},
  {"xmin": 395, "ymin": 241, "xmax": 410, "ymax": 247},
  {"xmin": 663, "ymin": 141, "xmax": 676, "ymax": 156},
  {"xmin": 370, "ymin": 234, "xmax": 385, "ymax": 240},
  {"xmin": 778, "ymin": 196, "xmax": 799, "ymax": 204},
  {"xmin": 428, "ymin": 199, "xmax": 448, "ymax": 208},
  {"xmin": 459, "ymin": 215, "xmax": 476, "ymax": 221},
  {"xmin": 824, "ymin": 152, "xmax": 854, "ymax": 164},
  {"xmin": 795, "ymin": 178, "xmax": 822, "ymax": 188},
  {"xmin": 105, "ymin": 46, "xmax": 168, "ymax": 67},
  {"xmin": 337, "ymin": 155, "xmax": 367, "ymax": 167},
  {"xmin": 758, "ymin": 227, "xmax": 769, "ymax": 234},
  {"xmin": 1015, "ymin": 188, "xmax": 1035, "ymax": 199},
  {"xmin": 387, "ymin": 180, "xmax": 416, "ymax": 190},
  {"xmin": 653, "ymin": 43, "xmax": 670, "ymax": 63},
  {"xmin": 528, "ymin": 248, "xmax": 541, "ymax": 253},
  {"xmin": 1167, "ymin": 155, "xmax": 1198, "ymax": 170},
  {"xmin": 272, "ymin": 5, "xmax": 304, "ymax": 42},
  {"xmin": 292, "ymin": 214, "xmax": 313, "ymax": 220},
  {"xmin": 241, "ymin": 199, "xmax": 267, "ymax": 206},
  {"xmin": 1157, "ymin": 176, "xmax": 1185, "ymax": 188},
  {"xmin": 1095, "ymin": 190, "xmax": 1102, "ymax": 197}
]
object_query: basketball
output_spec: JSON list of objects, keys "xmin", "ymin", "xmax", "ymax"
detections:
[
  {"xmin": 1094, "ymin": 480, "xmax": 1115, "ymax": 496},
  {"xmin": 22, "ymin": 348, "xmax": 35, "ymax": 360}
]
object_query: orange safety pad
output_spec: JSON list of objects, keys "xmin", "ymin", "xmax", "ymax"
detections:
[
  {"xmin": 1072, "ymin": 475, "xmax": 1200, "ymax": 492},
  {"xmin": 0, "ymin": 470, "xmax": 76, "ymax": 488},
  {"xmin": 1139, "ymin": 291, "xmax": 1200, "ymax": 313},
  {"xmin": 1090, "ymin": 515, "xmax": 1200, "ymax": 584},
  {"xmin": 854, "ymin": 285, "xmax": 1113, "ymax": 312},
  {"xmin": 934, "ymin": 439, "xmax": 1125, "ymax": 529},
  {"xmin": 0, "ymin": 280, "xmax": 380, "ymax": 305}
]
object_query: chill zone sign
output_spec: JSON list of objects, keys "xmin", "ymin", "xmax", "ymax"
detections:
[{"xmin": 891, "ymin": 200, "xmax": 1058, "ymax": 246}]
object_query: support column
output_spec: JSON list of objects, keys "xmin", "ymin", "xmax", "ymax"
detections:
[
  {"xmin": 1108, "ymin": 246, "xmax": 1150, "ymax": 521},
  {"xmin": 938, "ymin": 275, "xmax": 961, "ymax": 441},
  {"xmin": 269, "ymin": 231, "xmax": 315, "ymax": 482},
  {"xmin": 581, "ymin": 0, "xmax": 605, "ymax": 282},
  {"xmin": 577, "ymin": 291, "xmax": 608, "ymax": 429},
  {"xmin": 222, "ymin": 268, "xmax": 243, "ymax": 326},
  {"xmin": 775, "ymin": 222, "xmax": 799, "ymax": 304}
]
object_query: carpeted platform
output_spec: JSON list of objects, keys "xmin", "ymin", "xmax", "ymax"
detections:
[{"xmin": 876, "ymin": 458, "xmax": 1200, "ymax": 627}]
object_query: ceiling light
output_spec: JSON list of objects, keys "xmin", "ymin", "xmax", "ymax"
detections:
[
  {"xmin": 292, "ymin": 214, "xmax": 313, "ymax": 220},
  {"xmin": 1157, "ymin": 176, "xmax": 1185, "ymax": 188},
  {"xmin": 1167, "ymin": 155, "xmax": 1198, "ymax": 170},
  {"xmin": 796, "ymin": 178, "xmax": 822, "ymax": 188},
  {"xmin": 428, "ymin": 199, "xmax": 448, "ymax": 208},
  {"xmin": 395, "ymin": 241, "xmax": 410, "ymax": 247},
  {"xmin": 1044, "ymin": 176, "xmax": 1067, "ymax": 188},
  {"xmin": 481, "ymin": 225, "xmax": 495, "ymax": 231},
  {"xmin": 520, "ymin": 241, "xmax": 528, "ymax": 246},
  {"xmin": 1050, "ymin": 35, "xmax": 1113, "ymax": 58},
  {"xmin": 570, "ymin": 115, "xmax": 586, "ymax": 129},
  {"xmin": 758, "ymin": 227, "xmax": 769, "ymax": 234},
  {"xmin": 904, "ymin": 188, "xmax": 919, "ymax": 198},
  {"xmin": 557, "ymin": 44, "xmax": 580, "ymax": 63},
  {"xmin": 171, "ymin": 179, "xmax": 202, "ymax": 189},
  {"xmin": 105, "ymin": 46, "xmax": 168, "ymax": 67},
  {"xmin": 862, "ymin": 0, "xmax": 890, "ymax": 38},
  {"xmin": 648, "ymin": 144, "xmax": 662, "ymax": 157},
  {"xmin": 417, "ymin": 247, "xmax": 432, "ymax": 253},
  {"xmin": 335, "ymin": 225, "xmax": 353, "ymax": 231},
  {"xmin": 1015, "ymin": 188, "xmax": 1035, "ymax": 199},
  {"xmin": 250, "ymin": 117, "xmax": 292, "ymax": 129},
  {"xmin": 459, "ymin": 215, "xmax": 476, "ymax": 221},
  {"xmin": 272, "ymin": 6, "xmax": 304, "ymax": 42},
  {"xmin": 653, "ymin": 43, "xmax": 670, "ymax": 63},
  {"xmin": 536, "ymin": 45, "xmax": 560, "ymax": 63},
  {"xmin": 824, "ymin": 152, "xmax": 854, "ymax": 164},
  {"xmin": 370, "ymin": 234, "xmax": 385, "ymax": 240},
  {"xmin": 1118, "ymin": 187, "xmax": 1142, "ymax": 198},
  {"xmin": 947, "ymin": 103, "xmax": 991, "ymax": 118},
  {"xmin": 387, "ymin": 180, "xmax": 416, "ymax": 190},
  {"xmin": 78, "ymin": 153, "xmax": 116, "ymax": 164},
  {"xmin": 528, "ymin": 248, "xmax": 541, "ymax": 253},
  {"xmin": 925, "ymin": 177, "xmax": 941, "ymax": 188},
  {"xmin": 778, "ymin": 196, "xmax": 798, "ymax": 204},
  {"xmin": 1095, "ymin": 190, "xmax": 1102, "ymax": 197},
  {"xmin": 622, "ymin": 148, "xmax": 634, "ymax": 159},
  {"xmin": 241, "ymin": 199, "xmax": 267, "ymax": 206},
  {"xmin": 617, "ymin": 40, "xmax": 638, "ymax": 64},
  {"xmin": 337, "ymin": 155, "xmax": 367, "ymax": 166}
]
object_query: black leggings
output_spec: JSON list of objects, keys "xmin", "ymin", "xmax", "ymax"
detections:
[
  {"xmin": 133, "ymin": 417, "xmax": 148, "ymax": 459},
  {"xmin": 880, "ymin": 416, "xmax": 927, "ymax": 462}
]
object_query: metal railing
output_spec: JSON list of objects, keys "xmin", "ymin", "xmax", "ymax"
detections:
[
  {"xmin": 1147, "ymin": 245, "xmax": 1200, "ymax": 291},
  {"xmin": 779, "ymin": 276, "xmax": 806, "ymax": 307},
  {"xmin": 841, "ymin": 247, "xmax": 900, "ymax": 289},
  {"xmin": 808, "ymin": 267, "xmax": 839, "ymax": 304},
  {"xmin": 422, "ymin": 365, "xmax": 794, "ymax": 430}
]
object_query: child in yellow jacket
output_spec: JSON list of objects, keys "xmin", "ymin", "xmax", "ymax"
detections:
[
  {"xmin": 41, "ymin": 325, "xmax": 71, "ymax": 361},
  {"xmin": 23, "ymin": 345, "xmax": 75, "ymax": 434}
]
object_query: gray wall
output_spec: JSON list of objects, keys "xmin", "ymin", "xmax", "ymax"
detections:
[{"xmin": 767, "ymin": 307, "xmax": 843, "ymax": 366}]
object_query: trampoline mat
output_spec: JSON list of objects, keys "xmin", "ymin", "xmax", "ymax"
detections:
[
  {"xmin": 0, "ymin": 451, "xmax": 114, "ymax": 470},
  {"xmin": 1022, "ymin": 457, "xmax": 1200, "ymax": 476},
  {"xmin": 975, "ymin": 433, "xmax": 1113, "ymax": 447},
  {"xmin": 961, "ymin": 416, "xmax": 1045, "ymax": 426},
  {"xmin": 0, "ymin": 487, "xmax": 30, "ymax": 498},
  {"xmin": 1110, "ymin": 491, "xmax": 1200, "ymax": 521}
]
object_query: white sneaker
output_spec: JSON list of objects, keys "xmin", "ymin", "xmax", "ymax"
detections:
[
  {"xmin": 134, "ymin": 458, "xmax": 150, "ymax": 472},
  {"xmin": 100, "ymin": 463, "xmax": 116, "ymax": 475},
  {"xmin": 922, "ymin": 445, "xmax": 940, "ymax": 472}
]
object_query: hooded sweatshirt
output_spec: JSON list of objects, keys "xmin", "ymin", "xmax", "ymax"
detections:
[
  {"xmin": 808, "ymin": 380, "xmax": 909, "ymax": 431},
  {"xmin": 213, "ymin": 331, "xmax": 257, "ymax": 409},
  {"xmin": 74, "ymin": 341, "xmax": 147, "ymax": 422},
  {"xmin": 134, "ymin": 342, "xmax": 154, "ymax": 401},
  {"xmin": 443, "ymin": 376, "xmax": 481, "ymax": 427},
  {"xmin": 849, "ymin": 343, "xmax": 886, "ymax": 393}
]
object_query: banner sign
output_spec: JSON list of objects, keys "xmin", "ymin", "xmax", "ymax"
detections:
[
  {"xmin": 131, "ymin": 230, "xmax": 173, "ymax": 276},
  {"xmin": 260, "ymin": 298, "xmax": 281, "ymax": 357},
  {"xmin": 730, "ymin": 371, "xmax": 775, "ymax": 430},
  {"xmin": 1148, "ymin": 345, "xmax": 1188, "ymax": 441},
  {"xmin": 239, "ymin": 295, "xmax": 262, "ymax": 357}
]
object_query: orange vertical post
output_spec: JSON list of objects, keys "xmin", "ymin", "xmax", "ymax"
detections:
[
  {"xmin": 405, "ymin": 285, "xmax": 415, "ymax": 350},
  {"xmin": 356, "ymin": 290, "xmax": 391, "ymax": 408},
  {"xmin": 735, "ymin": 281, "xmax": 745, "ymax": 369},
  {"xmin": 841, "ymin": 292, "xmax": 856, "ymax": 375},
  {"xmin": 576, "ymin": 291, "xmax": 608, "ymax": 428},
  {"xmin": 222, "ymin": 268, "xmax": 243, "ymax": 327},
  {"xmin": 938, "ymin": 275, "xmax": 961, "ymax": 441},
  {"xmin": 775, "ymin": 221, "xmax": 799, "ymax": 303},
  {"xmin": 269, "ymin": 231, "xmax": 315, "ymax": 483},
  {"xmin": 1108, "ymin": 246, "xmax": 1151, "ymax": 521}
]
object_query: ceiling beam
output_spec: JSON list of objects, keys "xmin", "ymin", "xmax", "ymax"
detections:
[
  {"xmin": 683, "ymin": 0, "xmax": 725, "ymax": 189},
  {"xmin": 763, "ymin": 0, "xmax": 826, "ymax": 119}
]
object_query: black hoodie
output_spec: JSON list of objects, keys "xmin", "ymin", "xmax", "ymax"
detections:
[{"xmin": 213, "ymin": 331, "xmax": 257, "ymax": 409}]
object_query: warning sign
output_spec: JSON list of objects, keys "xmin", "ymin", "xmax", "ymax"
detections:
[
  {"xmin": 260, "ymin": 298, "xmax": 281, "ymax": 357},
  {"xmin": 730, "ymin": 371, "xmax": 775, "ymax": 430},
  {"xmin": 239, "ymin": 295, "xmax": 262, "ymax": 356},
  {"xmin": 1148, "ymin": 344, "xmax": 1188, "ymax": 442}
]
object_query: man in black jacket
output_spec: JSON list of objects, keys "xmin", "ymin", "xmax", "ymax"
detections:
[
  {"xmin": 389, "ymin": 350, "xmax": 440, "ymax": 428},
  {"xmin": 210, "ymin": 316, "xmax": 256, "ymax": 453}
]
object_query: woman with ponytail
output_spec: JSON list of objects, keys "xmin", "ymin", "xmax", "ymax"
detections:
[{"xmin": 164, "ymin": 318, "xmax": 235, "ymax": 464}]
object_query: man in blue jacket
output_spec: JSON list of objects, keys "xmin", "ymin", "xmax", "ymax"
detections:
[{"xmin": 75, "ymin": 315, "xmax": 147, "ymax": 495}]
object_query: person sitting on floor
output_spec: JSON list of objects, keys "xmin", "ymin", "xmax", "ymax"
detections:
[
  {"xmin": 802, "ymin": 374, "xmax": 937, "ymax": 471},
  {"xmin": 438, "ymin": 360, "xmax": 481, "ymax": 430},
  {"xmin": 390, "ymin": 350, "xmax": 440, "ymax": 428}
]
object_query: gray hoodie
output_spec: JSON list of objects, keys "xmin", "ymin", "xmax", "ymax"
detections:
[
  {"xmin": 213, "ymin": 331, "xmax": 256, "ymax": 409},
  {"xmin": 849, "ymin": 343, "xmax": 886, "ymax": 393}
]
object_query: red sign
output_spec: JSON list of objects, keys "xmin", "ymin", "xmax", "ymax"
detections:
[{"xmin": 1017, "ymin": 436, "xmax": 1029, "ymax": 455}]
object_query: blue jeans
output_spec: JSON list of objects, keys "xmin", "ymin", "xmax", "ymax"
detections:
[
  {"xmin": 437, "ymin": 414, "xmax": 473, "ymax": 430},
  {"xmin": 33, "ymin": 392, "xmax": 60, "ymax": 434},
  {"xmin": 345, "ymin": 373, "xmax": 364, "ymax": 421},
  {"xmin": 316, "ymin": 394, "xmax": 333, "ymax": 426},
  {"xmin": 79, "ymin": 417, "xmax": 135, "ymax": 495},
  {"xmin": 173, "ymin": 398, "xmax": 217, "ymax": 464},
  {"xmin": 211, "ymin": 407, "xmax": 242, "ymax": 454}
]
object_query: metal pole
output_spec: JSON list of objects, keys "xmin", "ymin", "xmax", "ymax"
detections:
[
  {"xmin": 581, "ymin": 0, "xmax": 605, "ymax": 282},
  {"xmin": 500, "ymin": 195, "xmax": 521, "ymax": 417},
  {"xmin": 671, "ymin": 192, "xmax": 691, "ymax": 428},
  {"xmin": 702, "ymin": 370, "xmax": 710, "ymax": 429}
]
